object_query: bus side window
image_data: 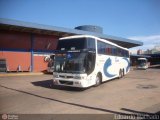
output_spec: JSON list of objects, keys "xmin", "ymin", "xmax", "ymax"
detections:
[
  {"xmin": 98, "ymin": 41, "xmax": 103, "ymax": 54},
  {"xmin": 87, "ymin": 38, "xmax": 96, "ymax": 50}
]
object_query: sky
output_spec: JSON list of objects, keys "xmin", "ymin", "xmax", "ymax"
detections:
[{"xmin": 0, "ymin": 0, "xmax": 160, "ymax": 53}]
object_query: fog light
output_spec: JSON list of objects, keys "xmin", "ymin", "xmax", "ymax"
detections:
[{"xmin": 53, "ymin": 80, "xmax": 58, "ymax": 85}]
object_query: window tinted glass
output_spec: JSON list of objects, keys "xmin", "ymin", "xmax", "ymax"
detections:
[
  {"xmin": 97, "ymin": 41, "xmax": 106, "ymax": 54},
  {"xmin": 57, "ymin": 38, "xmax": 87, "ymax": 50},
  {"xmin": 87, "ymin": 38, "xmax": 96, "ymax": 50},
  {"xmin": 97, "ymin": 40, "xmax": 129, "ymax": 57}
]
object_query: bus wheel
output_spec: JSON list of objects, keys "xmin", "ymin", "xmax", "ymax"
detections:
[
  {"xmin": 95, "ymin": 73, "xmax": 102, "ymax": 87},
  {"xmin": 118, "ymin": 69, "xmax": 123, "ymax": 79},
  {"xmin": 122, "ymin": 69, "xmax": 125, "ymax": 76}
]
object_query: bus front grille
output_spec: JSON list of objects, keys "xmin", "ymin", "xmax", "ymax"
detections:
[
  {"xmin": 59, "ymin": 80, "xmax": 73, "ymax": 85},
  {"xmin": 59, "ymin": 75, "xmax": 73, "ymax": 79}
]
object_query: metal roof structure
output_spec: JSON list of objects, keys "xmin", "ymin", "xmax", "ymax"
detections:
[{"xmin": 0, "ymin": 18, "xmax": 143, "ymax": 48}]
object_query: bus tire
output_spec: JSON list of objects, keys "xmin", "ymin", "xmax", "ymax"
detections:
[
  {"xmin": 94, "ymin": 73, "xmax": 102, "ymax": 87},
  {"xmin": 118, "ymin": 69, "xmax": 123, "ymax": 79},
  {"xmin": 122, "ymin": 69, "xmax": 125, "ymax": 76}
]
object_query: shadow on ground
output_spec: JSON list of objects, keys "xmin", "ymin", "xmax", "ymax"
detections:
[
  {"xmin": 31, "ymin": 79, "xmax": 85, "ymax": 92},
  {"xmin": 0, "ymin": 84, "xmax": 159, "ymax": 118},
  {"xmin": 1, "ymin": 84, "xmax": 159, "ymax": 116},
  {"xmin": 31, "ymin": 77, "xmax": 120, "ymax": 92}
]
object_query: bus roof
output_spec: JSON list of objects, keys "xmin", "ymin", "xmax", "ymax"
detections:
[{"xmin": 59, "ymin": 35, "xmax": 129, "ymax": 51}]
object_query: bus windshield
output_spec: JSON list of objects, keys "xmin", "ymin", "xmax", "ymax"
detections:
[
  {"xmin": 57, "ymin": 37, "xmax": 95, "ymax": 51},
  {"xmin": 54, "ymin": 52, "xmax": 87, "ymax": 73},
  {"xmin": 54, "ymin": 51, "xmax": 96, "ymax": 74}
]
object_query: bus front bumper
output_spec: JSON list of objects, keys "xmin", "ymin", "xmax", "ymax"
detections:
[
  {"xmin": 53, "ymin": 78, "xmax": 91, "ymax": 88},
  {"xmin": 52, "ymin": 73, "xmax": 96, "ymax": 88}
]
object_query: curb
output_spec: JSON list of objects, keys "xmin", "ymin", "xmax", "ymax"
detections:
[{"xmin": 0, "ymin": 72, "xmax": 45, "ymax": 77}]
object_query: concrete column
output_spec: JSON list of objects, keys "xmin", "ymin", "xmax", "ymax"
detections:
[{"xmin": 30, "ymin": 33, "xmax": 34, "ymax": 72}]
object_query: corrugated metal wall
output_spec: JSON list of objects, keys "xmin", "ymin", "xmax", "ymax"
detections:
[
  {"xmin": 0, "ymin": 30, "xmax": 59, "ymax": 72},
  {"xmin": 0, "ymin": 30, "xmax": 31, "ymax": 51},
  {"xmin": 0, "ymin": 51, "xmax": 31, "ymax": 71},
  {"xmin": 34, "ymin": 55, "xmax": 48, "ymax": 72}
]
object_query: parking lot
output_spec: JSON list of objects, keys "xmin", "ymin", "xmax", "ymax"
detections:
[{"xmin": 0, "ymin": 68, "xmax": 160, "ymax": 114}]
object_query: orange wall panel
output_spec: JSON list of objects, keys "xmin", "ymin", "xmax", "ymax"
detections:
[
  {"xmin": 33, "ymin": 56, "xmax": 48, "ymax": 72},
  {"xmin": 0, "ymin": 51, "xmax": 31, "ymax": 71}
]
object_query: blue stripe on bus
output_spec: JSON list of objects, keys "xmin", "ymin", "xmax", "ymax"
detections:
[
  {"xmin": 123, "ymin": 58, "xmax": 130, "ymax": 72},
  {"xmin": 103, "ymin": 58, "xmax": 116, "ymax": 78}
]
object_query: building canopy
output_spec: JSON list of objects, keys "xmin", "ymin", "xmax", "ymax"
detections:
[{"xmin": 0, "ymin": 18, "xmax": 143, "ymax": 48}]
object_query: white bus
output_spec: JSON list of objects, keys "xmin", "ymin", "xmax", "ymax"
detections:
[
  {"xmin": 53, "ymin": 35, "xmax": 130, "ymax": 88},
  {"xmin": 137, "ymin": 58, "xmax": 148, "ymax": 70}
]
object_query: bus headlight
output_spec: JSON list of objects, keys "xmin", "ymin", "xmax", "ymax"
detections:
[
  {"xmin": 74, "ymin": 76, "xmax": 81, "ymax": 79},
  {"xmin": 74, "ymin": 76, "xmax": 86, "ymax": 79},
  {"xmin": 53, "ymin": 74, "xmax": 59, "ymax": 78}
]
